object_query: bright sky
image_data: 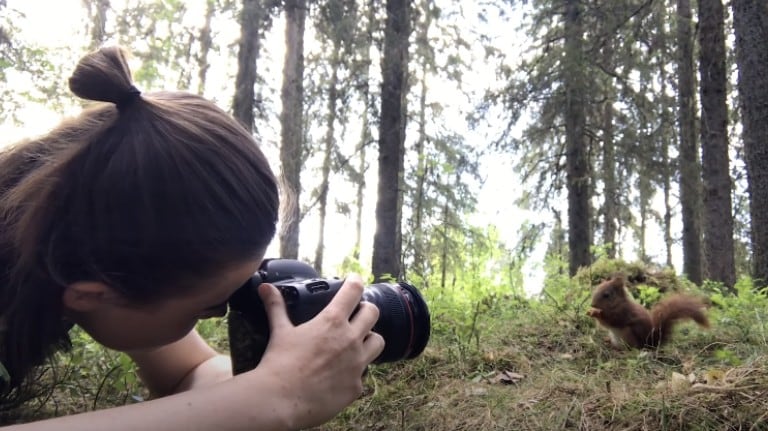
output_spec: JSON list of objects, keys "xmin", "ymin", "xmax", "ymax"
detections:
[{"xmin": 2, "ymin": 0, "xmax": 681, "ymax": 295}]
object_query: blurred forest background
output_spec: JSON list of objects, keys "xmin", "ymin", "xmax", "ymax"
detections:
[
  {"xmin": 3, "ymin": 0, "xmax": 768, "ymax": 429},
  {"xmin": 3, "ymin": 0, "xmax": 765, "ymax": 297}
]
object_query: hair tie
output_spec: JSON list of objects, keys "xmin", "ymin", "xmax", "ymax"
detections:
[{"xmin": 116, "ymin": 85, "xmax": 142, "ymax": 112}]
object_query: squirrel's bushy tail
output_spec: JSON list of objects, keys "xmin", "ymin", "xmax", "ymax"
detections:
[{"xmin": 649, "ymin": 295, "xmax": 709, "ymax": 347}]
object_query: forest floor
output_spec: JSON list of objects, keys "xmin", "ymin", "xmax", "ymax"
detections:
[
  {"xmin": 5, "ymin": 277, "xmax": 768, "ymax": 430},
  {"xmin": 316, "ymin": 294, "xmax": 768, "ymax": 431}
]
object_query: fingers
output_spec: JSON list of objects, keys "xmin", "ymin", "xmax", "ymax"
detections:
[
  {"xmin": 324, "ymin": 273, "xmax": 365, "ymax": 319},
  {"xmin": 258, "ymin": 283, "xmax": 293, "ymax": 332},
  {"xmin": 362, "ymin": 331, "xmax": 385, "ymax": 364},
  {"xmin": 259, "ymin": 274, "xmax": 385, "ymax": 367},
  {"xmin": 351, "ymin": 301, "xmax": 380, "ymax": 337}
]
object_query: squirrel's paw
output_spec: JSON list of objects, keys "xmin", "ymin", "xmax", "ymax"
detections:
[{"xmin": 587, "ymin": 307, "xmax": 602, "ymax": 317}]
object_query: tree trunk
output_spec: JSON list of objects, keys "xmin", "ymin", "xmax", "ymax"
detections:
[
  {"xmin": 314, "ymin": 41, "xmax": 341, "ymax": 272},
  {"xmin": 84, "ymin": 0, "xmax": 110, "ymax": 50},
  {"xmin": 352, "ymin": 0, "xmax": 376, "ymax": 262},
  {"xmin": 601, "ymin": 87, "xmax": 617, "ymax": 259},
  {"xmin": 197, "ymin": 0, "xmax": 215, "ymax": 95},
  {"xmin": 412, "ymin": 53, "xmax": 429, "ymax": 278},
  {"xmin": 372, "ymin": 0, "xmax": 409, "ymax": 282},
  {"xmin": 354, "ymin": 145, "xmax": 367, "ymax": 261},
  {"xmin": 278, "ymin": 0, "xmax": 306, "ymax": 260},
  {"xmin": 546, "ymin": 209, "xmax": 567, "ymax": 276},
  {"xmin": 698, "ymin": 0, "xmax": 736, "ymax": 289},
  {"xmin": 563, "ymin": 0, "xmax": 591, "ymax": 276},
  {"xmin": 655, "ymin": 5, "xmax": 675, "ymax": 269},
  {"xmin": 676, "ymin": 0, "xmax": 703, "ymax": 284},
  {"xmin": 598, "ymin": 22, "xmax": 617, "ymax": 260},
  {"xmin": 232, "ymin": 0, "xmax": 265, "ymax": 132},
  {"xmin": 638, "ymin": 175, "xmax": 650, "ymax": 261},
  {"xmin": 663, "ymin": 135, "xmax": 674, "ymax": 268},
  {"xmin": 177, "ymin": 33, "xmax": 195, "ymax": 90},
  {"xmin": 439, "ymin": 200, "xmax": 449, "ymax": 289},
  {"xmin": 732, "ymin": 0, "xmax": 768, "ymax": 286}
]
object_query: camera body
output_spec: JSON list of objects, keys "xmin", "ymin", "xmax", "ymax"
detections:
[{"xmin": 227, "ymin": 259, "xmax": 430, "ymax": 368}]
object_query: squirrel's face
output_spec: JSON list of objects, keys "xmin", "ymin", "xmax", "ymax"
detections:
[{"xmin": 591, "ymin": 278, "xmax": 626, "ymax": 307}]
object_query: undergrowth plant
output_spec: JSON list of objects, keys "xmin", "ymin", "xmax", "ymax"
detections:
[{"xmin": 8, "ymin": 258, "xmax": 768, "ymax": 430}]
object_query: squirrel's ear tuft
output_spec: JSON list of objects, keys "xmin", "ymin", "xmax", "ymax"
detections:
[
  {"xmin": 609, "ymin": 277, "xmax": 624, "ymax": 290},
  {"xmin": 610, "ymin": 273, "xmax": 626, "ymax": 286}
]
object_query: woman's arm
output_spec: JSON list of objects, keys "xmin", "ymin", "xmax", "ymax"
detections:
[
  {"xmin": 127, "ymin": 330, "xmax": 232, "ymax": 396},
  {"xmin": 3, "ymin": 369, "xmax": 293, "ymax": 431},
  {"xmin": 2, "ymin": 275, "xmax": 385, "ymax": 431}
]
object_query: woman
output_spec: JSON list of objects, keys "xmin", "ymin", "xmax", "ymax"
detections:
[{"xmin": 0, "ymin": 46, "xmax": 384, "ymax": 430}]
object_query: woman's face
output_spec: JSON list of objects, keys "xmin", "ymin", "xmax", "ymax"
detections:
[{"xmin": 64, "ymin": 257, "xmax": 262, "ymax": 352}]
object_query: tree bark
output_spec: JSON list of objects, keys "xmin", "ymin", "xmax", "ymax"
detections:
[
  {"xmin": 83, "ymin": 0, "xmax": 110, "ymax": 50},
  {"xmin": 197, "ymin": 0, "xmax": 216, "ymax": 95},
  {"xmin": 232, "ymin": 0, "xmax": 265, "ymax": 133},
  {"xmin": 655, "ymin": 4, "xmax": 675, "ymax": 269},
  {"xmin": 352, "ymin": 0, "xmax": 376, "ymax": 262},
  {"xmin": 314, "ymin": 41, "xmax": 341, "ymax": 272},
  {"xmin": 732, "ymin": 0, "xmax": 768, "ymax": 286},
  {"xmin": 372, "ymin": 0, "xmax": 409, "ymax": 282},
  {"xmin": 698, "ymin": 0, "xmax": 736, "ymax": 289},
  {"xmin": 412, "ymin": 47, "xmax": 429, "ymax": 279},
  {"xmin": 638, "ymin": 175, "xmax": 650, "ymax": 261},
  {"xmin": 278, "ymin": 0, "xmax": 306, "ymax": 260},
  {"xmin": 601, "ymin": 82, "xmax": 617, "ymax": 259},
  {"xmin": 564, "ymin": 0, "xmax": 591, "ymax": 276},
  {"xmin": 676, "ymin": 0, "xmax": 703, "ymax": 284}
]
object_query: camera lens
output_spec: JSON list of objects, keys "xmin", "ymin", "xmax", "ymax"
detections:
[{"xmin": 361, "ymin": 282, "xmax": 431, "ymax": 363}]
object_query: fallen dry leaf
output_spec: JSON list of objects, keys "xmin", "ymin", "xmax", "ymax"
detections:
[{"xmin": 488, "ymin": 370, "xmax": 525, "ymax": 385}]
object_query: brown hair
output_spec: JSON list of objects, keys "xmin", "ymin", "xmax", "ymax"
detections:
[{"xmin": 0, "ymin": 46, "xmax": 278, "ymax": 402}]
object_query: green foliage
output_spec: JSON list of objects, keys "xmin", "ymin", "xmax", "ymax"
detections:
[
  {"xmin": 538, "ymin": 252, "xmax": 592, "ymax": 319},
  {"xmin": 712, "ymin": 347, "xmax": 741, "ymax": 366},
  {"xmin": 3, "ymin": 0, "xmax": 762, "ymax": 428},
  {"xmin": 0, "ymin": 19, "xmax": 77, "ymax": 127},
  {"xmin": 704, "ymin": 276, "xmax": 768, "ymax": 346},
  {"xmin": 51, "ymin": 328, "xmax": 146, "ymax": 411},
  {"xmin": 635, "ymin": 284, "xmax": 661, "ymax": 307},
  {"xmin": 573, "ymin": 255, "xmax": 646, "ymax": 287},
  {"xmin": 13, "ymin": 260, "xmax": 768, "ymax": 431},
  {"xmin": 336, "ymin": 251, "xmax": 370, "ymax": 280},
  {"xmin": 195, "ymin": 317, "xmax": 230, "ymax": 352},
  {"xmin": 417, "ymin": 225, "xmax": 527, "ymax": 363}
]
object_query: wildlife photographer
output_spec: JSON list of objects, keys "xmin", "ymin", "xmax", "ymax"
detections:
[{"xmin": 0, "ymin": 46, "xmax": 384, "ymax": 430}]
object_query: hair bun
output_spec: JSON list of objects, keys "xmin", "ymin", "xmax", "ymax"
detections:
[
  {"xmin": 116, "ymin": 84, "xmax": 142, "ymax": 111},
  {"xmin": 68, "ymin": 46, "xmax": 139, "ymax": 108}
]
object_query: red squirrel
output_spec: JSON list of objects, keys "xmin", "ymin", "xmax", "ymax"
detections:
[{"xmin": 586, "ymin": 276, "xmax": 709, "ymax": 349}]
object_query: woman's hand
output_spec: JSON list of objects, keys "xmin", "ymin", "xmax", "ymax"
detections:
[{"xmin": 253, "ymin": 273, "xmax": 385, "ymax": 430}]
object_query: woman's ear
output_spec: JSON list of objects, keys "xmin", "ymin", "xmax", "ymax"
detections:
[{"xmin": 62, "ymin": 281, "xmax": 114, "ymax": 312}]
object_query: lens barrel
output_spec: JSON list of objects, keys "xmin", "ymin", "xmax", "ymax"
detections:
[{"xmin": 363, "ymin": 282, "xmax": 430, "ymax": 363}]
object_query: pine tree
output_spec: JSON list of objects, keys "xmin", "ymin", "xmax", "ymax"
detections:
[
  {"xmin": 732, "ymin": 0, "xmax": 768, "ymax": 286},
  {"xmin": 372, "ymin": 0, "xmax": 410, "ymax": 281},
  {"xmin": 278, "ymin": 0, "xmax": 307, "ymax": 260},
  {"xmin": 698, "ymin": 0, "xmax": 736, "ymax": 289}
]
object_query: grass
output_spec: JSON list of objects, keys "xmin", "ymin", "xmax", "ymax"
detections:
[
  {"xmin": 314, "ymin": 286, "xmax": 768, "ymax": 431},
  {"xmin": 4, "ymin": 278, "xmax": 768, "ymax": 430}
]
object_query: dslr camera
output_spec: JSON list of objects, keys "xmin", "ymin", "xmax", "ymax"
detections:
[{"xmin": 227, "ymin": 258, "xmax": 430, "ymax": 370}]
